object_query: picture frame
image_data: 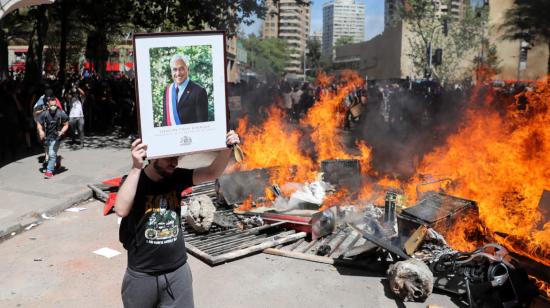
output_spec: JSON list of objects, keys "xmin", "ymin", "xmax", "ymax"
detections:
[{"xmin": 133, "ymin": 31, "xmax": 229, "ymax": 159}]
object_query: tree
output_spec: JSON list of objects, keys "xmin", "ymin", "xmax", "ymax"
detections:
[
  {"xmin": 500, "ymin": 0, "xmax": 550, "ymax": 75},
  {"xmin": 130, "ymin": 0, "xmax": 306, "ymax": 35},
  {"xmin": 306, "ymin": 38, "xmax": 321, "ymax": 76},
  {"xmin": 397, "ymin": 0, "xmax": 487, "ymax": 81},
  {"xmin": 334, "ymin": 35, "xmax": 354, "ymax": 48},
  {"xmin": 77, "ymin": 0, "xmax": 133, "ymax": 77},
  {"xmin": 0, "ymin": 10, "xmax": 34, "ymax": 76},
  {"xmin": 23, "ymin": 6, "xmax": 49, "ymax": 86},
  {"xmin": 242, "ymin": 34, "xmax": 289, "ymax": 81}
]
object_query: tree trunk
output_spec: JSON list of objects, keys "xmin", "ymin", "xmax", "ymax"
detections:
[
  {"xmin": 0, "ymin": 29, "xmax": 8, "ymax": 77},
  {"xmin": 35, "ymin": 6, "xmax": 48, "ymax": 78},
  {"xmin": 85, "ymin": 31, "xmax": 109, "ymax": 78},
  {"xmin": 58, "ymin": 0, "xmax": 68, "ymax": 84},
  {"xmin": 23, "ymin": 25, "xmax": 37, "ymax": 86},
  {"xmin": 23, "ymin": 7, "xmax": 48, "ymax": 87}
]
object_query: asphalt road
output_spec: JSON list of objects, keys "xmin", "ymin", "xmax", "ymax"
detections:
[{"xmin": 0, "ymin": 200, "xmax": 459, "ymax": 308}]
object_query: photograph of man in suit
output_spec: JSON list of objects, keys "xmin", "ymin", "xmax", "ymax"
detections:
[{"xmin": 162, "ymin": 54, "xmax": 209, "ymax": 126}]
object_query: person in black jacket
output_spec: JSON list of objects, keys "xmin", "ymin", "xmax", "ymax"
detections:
[{"xmin": 162, "ymin": 54, "xmax": 209, "ymax": 126}]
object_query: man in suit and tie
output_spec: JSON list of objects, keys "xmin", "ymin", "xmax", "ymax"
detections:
[{"xmin": 162, "ymin": 54, "xmax": 209, "ymax": 126}]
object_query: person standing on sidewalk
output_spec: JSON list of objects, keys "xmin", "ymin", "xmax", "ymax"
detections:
[
  {"xmin": 115, "ymin": 130, "xmax": 240, "ymax": 308},
  {"xmin": 36, "ymin": 96, "xmax": 69, "ymax": 179},
  {"xmin": 68, "ymin": 89, "xmax": 85, "ymax": 147}
]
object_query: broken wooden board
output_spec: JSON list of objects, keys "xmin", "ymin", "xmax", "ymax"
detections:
[
  {"xmin": 263, "ymin": 227, "xmax": 368, "ymax": 264},
  {"xmin": 404, "ymin": 225, "xmax": 428, "ymax": 256}
]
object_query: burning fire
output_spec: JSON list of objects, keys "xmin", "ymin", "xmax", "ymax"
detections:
[
  {"xmin": 529, "ymin": 275, "xmax": 550, "ymax": 298},
  {"xmin": 301, "ymin": 70, "xmax": 364, "ymax": 162},
  {"xmin": 235, "ymin": 70, "xmax": 372, "ymax": 197},
  {"xmin": 235, "ymin": 107, "xmax": 316, "ymax": 185},
  {"xmin": 233, "ymin": 69, "xmax": 549, "ymax": 266},
  {"xmin": 405, "ymin": 80, "xmax": 550, "ymax": 262}
]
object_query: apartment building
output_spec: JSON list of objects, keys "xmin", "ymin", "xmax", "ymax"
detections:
[
  {"xmin": 322, "ymin": 0, "xmax": 365, "ymax": 59},
  {"xmin": 261, "ymin": 0, "xmax": 311, "ymax": 76}
]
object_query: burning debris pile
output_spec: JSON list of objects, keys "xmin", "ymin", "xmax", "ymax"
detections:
[
  {"xmin": 172, "ymin": 71, "xmax": 549, "ymax": 305},
  {"xmin": 211, "ymin": 71, "xmax": 548, "ymax": 305}
]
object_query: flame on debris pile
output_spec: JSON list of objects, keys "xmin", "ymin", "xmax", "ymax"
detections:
[
  {"xmin": 235, "ymin": 107, "xmax": 316, "ymax": 186},
  {"xmin": 233, "ymin": 70, "xmax": 549, "ymax": 267},
  {"xmin": 529, "ymin": 275, "xmax": 550, "ymax": 298},
  {"xmin": 235, "ymin": 70, "xmax": 373, "ymax": 201},
  {"xmin": 405, "ymin": 79, "xmax": 550, "ymax": 263}
]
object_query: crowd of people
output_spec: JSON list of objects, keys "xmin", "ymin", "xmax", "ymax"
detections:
[
  {"xmin": 0, "ymin": 69, "xmax": 534, "ymax": 171},
  {"xmin": 0, "ymin": 72, "xmax": 138, "ymax": 167}
]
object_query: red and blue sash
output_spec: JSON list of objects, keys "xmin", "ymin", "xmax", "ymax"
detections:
[{"xmin": 164, "ymin": 84, "xmax": 181, "ymax": 126}]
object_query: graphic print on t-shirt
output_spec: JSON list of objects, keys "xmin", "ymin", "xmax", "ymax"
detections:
[{"xmin": 143, "ymin": 191, "xmax": 180, "ymax": 245}]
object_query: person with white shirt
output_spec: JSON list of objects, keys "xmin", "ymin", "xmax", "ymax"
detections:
[{"xmin": 68, "ymin": 91, "xmax": 85, "ymax": 146}]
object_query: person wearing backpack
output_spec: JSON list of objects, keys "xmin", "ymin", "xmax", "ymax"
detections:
[{"xmin": 36, "ymin": 96, "xmax": 69, "ymax": 179}]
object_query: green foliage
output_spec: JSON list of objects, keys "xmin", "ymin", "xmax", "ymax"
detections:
[
  {"xmin": 131, "ymin": 0, "xmax": 297, "ymax": 35},
  {"xmin": 334, "ymin": 36, "xmax": 354, "ymax": 48},
  {"xmin": 500, "ymin": 0, "xmax": 550, "ymax": 74},
  {"xmin": 306, "ymin": 38, "xmax": 321, "ymax": 76},
  {"xmin": 398, "ymin": 0, "xmax": 487, "ymax": 81},
  {"xmin": 242, "ymin": 35, "xmax": 289, "ymax": 81},
  {"xmin": 149, "ymin": 45, "xmax": 214, "ymax": 127}
]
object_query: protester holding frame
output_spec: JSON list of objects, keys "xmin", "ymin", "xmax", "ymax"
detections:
[{"xmin": 116, "ymin": 31, "xmax": 240, "ymax": 307}]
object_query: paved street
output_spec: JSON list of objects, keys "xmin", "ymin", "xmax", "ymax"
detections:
[
  {"xmin": 0, "ymin": 132, "xmax": 461, "ymax": 307},
  {"xmin": 0, "ymin": 199, "xmax": 458, "ymax": 308},
  {"xmin": 0, "ymin": 134, "xmax": 132, "ymax": 239}
]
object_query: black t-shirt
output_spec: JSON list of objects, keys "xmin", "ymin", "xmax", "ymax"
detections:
[
  {"xmin": 119, "ymin": 168, "xmax": 194, "ymax": 274},
  {"xmin": 37, "ymin": 109, "xmax": 69, "ymax": 141}
]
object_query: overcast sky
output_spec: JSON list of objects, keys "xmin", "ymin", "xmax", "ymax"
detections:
[{"xmin": 241, "ymin": 0, "xmax": 385, "ymax": 41}]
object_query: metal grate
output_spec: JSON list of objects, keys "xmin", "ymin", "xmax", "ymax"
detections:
[{"xmin": 184, "ymin": 221, "xmax": 306, "ymax": 265}]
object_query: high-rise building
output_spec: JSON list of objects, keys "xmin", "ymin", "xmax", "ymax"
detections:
[
  {"xmin": 322, "ymin": 0, "xmax": 366, "ymax": 59},
  {"xmin": 384, "ymin": 0, "xmax": 400, "ymax": 28},
  {"xmin": 261, "ymin": 0, "xmax": 311, "ymax": 76},
  {"xmin": 385, "ymin": 0, "xmax": 470, "ymax": 27}
]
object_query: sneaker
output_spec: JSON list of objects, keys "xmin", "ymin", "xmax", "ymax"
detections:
[{"xmin": 44, "ymin": 171, "xmax": 53, "ymax": 179}]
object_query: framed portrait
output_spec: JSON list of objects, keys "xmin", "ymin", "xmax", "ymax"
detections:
[{"xmin": 133, "ymin": 31, "xmax": 228, "ymax": 159}]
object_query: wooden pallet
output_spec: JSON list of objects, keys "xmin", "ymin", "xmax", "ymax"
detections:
[{"xmin": 263, "ymin": 226, "xmax": 377, "ymax": 264}]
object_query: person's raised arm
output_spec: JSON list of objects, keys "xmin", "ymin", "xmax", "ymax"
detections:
[
  {"xmin": 192, "ymin": 130, "xmax": 240, "ymax": 185},
  {"xmin": 115, "ymin": 139, "xmax": 147, "ymax": 218}
]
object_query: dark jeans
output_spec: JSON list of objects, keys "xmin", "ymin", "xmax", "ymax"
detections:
[{"xmin": 122, "ymin": 262, "xmax": 194, "ymax": 308}]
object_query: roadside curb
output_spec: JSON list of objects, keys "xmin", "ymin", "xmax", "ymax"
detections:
[{"xmin": 0, "ymin": 187, "xmax": 93, "ymax": 241}]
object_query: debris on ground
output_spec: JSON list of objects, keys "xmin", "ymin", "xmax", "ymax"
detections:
[
  {"xmin": 93, "ymin": 247, "xmax": 121, "ymax": 259},
  {"xmin": 387, "ymin": 258, "xmax": 434, "ymax": 302},
  {"xmin": 186, "ymin": 195, "xmax": 216, "ymax": 233}
]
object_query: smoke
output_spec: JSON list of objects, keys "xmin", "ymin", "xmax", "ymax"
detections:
[{"xmin": 352, "ymin": 84, "xmax": 468, "ymax": 179}]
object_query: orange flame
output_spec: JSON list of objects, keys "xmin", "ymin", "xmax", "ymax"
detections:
[
  {"xmin": 236, "ymin": 107, "xmax": 316, "ymax": 186},
  {"xmin": 234, "ymin": 70, "xmax": 373, "ymax": 207},
  {"xmin": 405, "ymin": 80, "xmax": 550, "ymax": 259},
  {"xmin": 529, "ymin": 275, "xmax": 550, "ymax": 298},
  {"xmin": 302, "ymin": 70, "xmax": 364, "ymax": 161}
]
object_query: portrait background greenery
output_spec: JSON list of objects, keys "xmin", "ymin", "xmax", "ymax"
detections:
[{"xmin": 149, "ymin": 45, "xmax": 214, "ymax": 127}]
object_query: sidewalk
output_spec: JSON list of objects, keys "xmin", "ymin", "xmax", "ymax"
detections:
[{"xmin": 0, "ymin": 134, "xmax": 133, "ymax": 239}]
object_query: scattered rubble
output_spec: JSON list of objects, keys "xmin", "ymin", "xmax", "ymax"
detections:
[
  {"xmin": 186, "ymin": 195, "xmax": 216, "ymax": 233},
  {"xmin": 387, "ymin": 258, "xmax": 434, "ymax": 302}
]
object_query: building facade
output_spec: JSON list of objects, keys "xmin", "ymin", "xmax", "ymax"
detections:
[
  {"xmin": 261, "ymin": 0, "xmax": 311, "ymax": 77},
  {"xmin": 322, "ymin": 0, "xmax": 365, "ymax": 60},
  {"xmin": 335, "ymin": 0, "xmax": 548, "ymax": 82}
]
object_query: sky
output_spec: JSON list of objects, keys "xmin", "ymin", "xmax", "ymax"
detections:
[{"xmin": 241, "ymin": 0, "xmax": 386, "ymax": 41}]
